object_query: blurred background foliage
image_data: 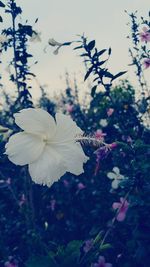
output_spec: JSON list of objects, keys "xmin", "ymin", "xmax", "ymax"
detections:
[{"xmin": 0, "ymin": 1, "xmax": 150, "ymax": 266}]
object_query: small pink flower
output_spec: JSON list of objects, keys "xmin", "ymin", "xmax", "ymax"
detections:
[
  {"xmin": 63, "ymin": 179, "xmax": 69, "ymax": 187},
  {"xmin": 107, "ymin": 108, "xmax": 114, "ymax": 117},
  {"xmin": 109, "ymin": 142, "xmax": 117, "ymax": 149},
  {"xmin": 6, "ymin": 178, "xmax": 11, "ymax": 185},
  {"xmin": 77, "ymin": 182, "xmax": 86, "ymax": 190},
  {"xmin": 143, "ymin": 58, "xmax": 150, "ymax": 69},
  {"xmin": 4, "ymin": 263, "xmax": 17, "ymax": 267},
  {"xmin": 4, "ymin": 258, "xmax": 18, "ymax": 267},
  {"xmin": 139, "ymin": 27, "xmax": 150, "ymax": 42},
  {"xmin": 127, "ymin": 136, "xmax": 132, "ymax": 143},
  {"xmin": 50, "ymin": 199, "xmax": 56, "ymax": 211},
  {"xmin": 19, "ymin": 194, "xmax": 26, "ymax": 207},
  {"xmin": 92, "ymin": 256, "xmax": 112, "ymax": 267},
  {"xmin": 66, "ymin": 104, "xmax": 74, "ymax": 113},
  {"xmin": 94, "ymin": 146, "xmax": 110, "ymax": 175},
  {"xmin": 95, "ymin": 130, "xmax": 106, "ymax": 141},
  {"xmin": 83, "ymin": 239, "xmax": 93, "ymax": 253},
  {"xmin": 112, "ymin": 197, "xmax": 129, "ymax": 222},
  {"xmin": 76, "ymin": 182, "xmax": 86, "ymax": 194}
]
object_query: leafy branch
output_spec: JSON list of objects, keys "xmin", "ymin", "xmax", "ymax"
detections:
[{"xmin": 74, "ymin": 35, "xmax": 127, "ymax": 98}]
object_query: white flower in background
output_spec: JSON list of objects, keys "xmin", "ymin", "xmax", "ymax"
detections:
[
  {"xmin": 48, "ymin": 38, "xmax": 62, "ymax": 47},
  {"xmin": 30, "ymin": 31, "xmax": 41, "ymax": 43},
  {"xmin": 107, "ymin": 167, "xmax": 125, "ymax": 189},
  {"xmin": 5, "ymin": 108, "xmax": 89, "ymax": 187},
  {"xmin": 48, "ymin": 38, "xmax": 63, "ymax": 55},
  {"xmin": 99, "ymin": 119, "xmax": 108, "ymax": 127},
  {"xmin": 53, "ymin": 47, "xmax": 61, "ymax": 55},
  {"xmin": 113, "ymin": 124, "xmax": 120, "ymax": 130}
]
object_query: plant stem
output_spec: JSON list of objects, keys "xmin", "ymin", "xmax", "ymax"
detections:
[
  {"xmin": 100, "ymin": 189, "xmax": 131, "ymax": 248},
  {"xmin": 11, "ymin": 1, "xmax": 20, "ymax": 92},
  {"xmin": 79, "ymin": 189, "xmax": 131, "ymax": 265}
]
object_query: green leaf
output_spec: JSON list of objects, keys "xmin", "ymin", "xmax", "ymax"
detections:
[
  {"xmin": 73, "ymin": 45, "xmax": 83, "ymax": 50},
  {"xmin": 91, "ymin": 85, "xmax": 97, "ymax": 97},
  {"xmin": 25, "ymin": 256, "xmax": 59, "ymax": 267},
  {"xmin": 104, "ymin": 71, "xmax": 114, "ymax": 79},
  {"xmin": 93, "ymin": 231, "xmax": 103, "ymax": 244},
  {"xmin": 108, "ymin": 47, "xmax": 112, "ymax": 55},
  {"xmin": 63, "ymin": 42, "xmax": 72, "ymax": 46},
  {"xmin": 80, "ymin": 53, "xmax": 89, "ymax": 57},
  {"xmin": 100, "ymin": 243, "xmax": 112, "ymax": 250},
  {"xmin": 87, "ymin": 40, "xmax": 95, "ymax": 51},
  {"xmin": 111, "ymin": 71, "xmax": 127, "ymax": 81},
  {"xmin": 98, "ymin": 60, "xmax": 106, "ymax": 66},
  {"xmin": 97, "ymin": 49, "xmax": 107, "ymax": 57},
  {"xmin": 84, "ymin": 66, "xmax": 93, "ymax": 81},
  {"xmin": 62, "ymin": 240, "xmax": 82, "ymax": 266},
  {"xmin": 93, "ymin": 77, "xmax": 99, "ymax": 82}
]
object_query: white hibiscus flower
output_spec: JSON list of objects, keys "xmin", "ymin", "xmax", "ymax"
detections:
[
  {"xmin": 5, "ymin": 108, "xmax": 89, "ymax": 187},
  {"xmin": 48, "ymin": 38, "xmax": 63, "ymax": 55},
  {"xmin": 107, "ymin": 167, "xmax": 125, "ymax": 189}
]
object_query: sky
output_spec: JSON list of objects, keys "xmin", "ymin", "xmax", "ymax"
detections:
[{"xmin": 1, "ymin": 0, "xmax": 150, "ymax": 100}]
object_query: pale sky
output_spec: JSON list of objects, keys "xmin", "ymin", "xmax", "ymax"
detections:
[{"xmin": 1, "ymin": 0, "xmax": 150, "ymax": 99}]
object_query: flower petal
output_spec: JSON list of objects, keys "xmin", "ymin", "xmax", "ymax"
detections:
[
  {"xmin": 117, "ymin": 212, "xmax": 126, "ymax": 222},
  {"xmin": 142, "ymin": 26, "xmax": 148, "ymax": 33},
  {"xmin": 14, "ymin": 108, "xmax": 56, "ymax": 138},
  {"xmin": 53, "ymin": 142, "xmax": 89, "ymax": 175},
  {"xmin": 53, "ymin": 113, "xmax": 83, "ymax": 143},
  {"xmin": 28, "ymin": 145, "xmax": 67, "ymax": 187},
  {"xmin": 105, "ymin": 263, "xmax": 112, "ymax": 267},
  {"xmin": 120, "ymin": 197, "xmax": 124, "ymax": 203},
  {"xmin": 5, "ymin": 132, "xmax": 44, "ymax": 166},
  {"xmin": 112, "ymin": 179, "xmax": 119, "ymax": 189},
  {"xmin": 98, "ymin": 256, "xmax": 105, "ymax": 264},
  {"xmin": 107, "ymin": 172, "xmax": 116, "ymax": 179},
  {"xmin": 113, "ymin": 167, "xmax": 120, "ymax": 174},
  {"xmin": 112, "ymin": 202, "xmax": 121, "ymax": 210}
]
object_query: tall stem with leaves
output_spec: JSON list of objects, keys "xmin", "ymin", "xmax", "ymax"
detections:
[{"xmin": 2, "ymin": 0, "xmax": 35, "ymax": 109}]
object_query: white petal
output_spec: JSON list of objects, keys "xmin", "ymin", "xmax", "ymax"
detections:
[
  {"xmin": 112, "ymin": 179, "xmax": 119, "ymax": 189},
  {"xmin": 53, "ymin": 47, "xmax": 60, "ymax": 55},
  {"xmin": 48, "ymin": 38, "xmax": 62, "ymax": 46},
  {"xmin": 28, "ymin": 145, "xmax": 67, "ymax": 187},
  {"xmin": 5, "ymin": 132, "xmax": 44, "ymax": 166},
  {"xmin": 14, "ymin": 108, "xmax": 56, "ymax": 138},
  {"xmin": 53, "ymin": 142, "xmax": 89, "ymax": 175},
  {"xmin": 53, "ymin": 113, "xmax": 83, "ymax": 143},
  {"xmin": 113, "ymin": 167, "xmax": 120, "ymax": 175},
  {"xmin": 107, "ymin": 172, "xmax": 116, "ymax": 179}
]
